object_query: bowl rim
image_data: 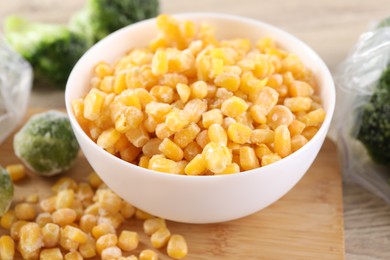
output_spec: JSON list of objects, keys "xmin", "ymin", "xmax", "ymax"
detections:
[{"xmin": 65, "ymin": 12, "xmax": 336, "ymax": 181}]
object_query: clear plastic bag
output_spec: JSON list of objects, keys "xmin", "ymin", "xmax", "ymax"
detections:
[{"xmin": 329, "ymin": 25, "xmax": 390, "ymax": 202}]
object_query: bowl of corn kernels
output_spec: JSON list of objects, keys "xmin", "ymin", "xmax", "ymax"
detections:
[{"xmin": 65, "ymin": 13, "xmax": 335, "ymax": 224}]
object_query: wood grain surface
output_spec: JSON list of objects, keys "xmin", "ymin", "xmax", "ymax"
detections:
[
  {"xmin": 1, "ymin": 0, "xmax": 390, "ymax": 259},
  {"xmin": 0, "ymin": 110, "xmax": 344, "ymax": 259}
]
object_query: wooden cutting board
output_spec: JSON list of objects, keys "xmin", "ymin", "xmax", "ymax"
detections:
[{"xmin": 0, "ymin": 110, "xmax": 345, "ymax": 260}]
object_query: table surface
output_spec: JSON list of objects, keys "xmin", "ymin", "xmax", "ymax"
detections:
[{"xmin": 1, "ymin": 0, "xmax": 390, "ymax": 259}]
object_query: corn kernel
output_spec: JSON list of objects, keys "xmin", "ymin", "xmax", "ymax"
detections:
[
  {"xmin": 84, "ymin": 88, "xmax": 105, "ymax": 121},
  {"xmin": 125, "ymin": 127, "xmax": 150, "ymax": 148},
  {"xmin": 184, "ymin": 154, "xmax": 206, "ymax": 175},
  {"xmin": 202, "ymin": 142, "xmax": 232, "ymax": 173},
  {"xmin": 167, "ymin": 234, "xmax": 188, "ymax": 259},
  {"xmin": 15, "ymin": 202, "xmax": 36, "ymax": 221},
  {"xmin": 261, "ymin": 153, "xmax": 282, "ymax": 166},
  {"xmin": 96, "ymin": 234, "xmax": 118, "ymax": 255},
  {"xmin": 250, "ymin": 129, "xmax": 275, "ymax": 144},
  {"xmin": 289, "ymin": 80, "xmax": 314, "ymax": 97},
  {"xmin": 240, "ymin": 146, "xmax": 260, "ymax": 171},
  {"xmin": 148, "ymin": 156, "xmax": 177, "ymax": 173},
  {"xmin": 208, "ymin": 124, "xmax": 228, "ymax": 146},
  {"xmin": 118, "ymin": 230, "xmax": 139, "ymax": 252},
  {"xmin": 19, "ymin": 222, "xmax": 43, "ymax": 260},
  {"xmin": 97, "ymin": 128, "xmax": 121, "ymax": 149},
  {"xmin": 150, "ymin": 85, "xmax": 174, "ymax": 103},
  {"xmin": 183, "ymin": 99, "xmax": 207, "ymax": 123},
  {"xmin": 139, "ymin": 249, "xmax": 158, "ymax": 260},
  {"xmin": 120, "ymin": 143, "xmax": 141, "ymax": 163},
  {"xmin": 52, "ymin": 208, "xmax": 77, "ymax": 226},
  {"xmin": 40, "ymin": 248, "xmax": 63, "ymax": 260},
  {"xmin": 5, "ymin": 164, "xmax": 25, "ymax": 182},
  {"xmin": 291, "ymin": 134, "xmax": 308, "ymax": 152},
  {"xmin": 217, "ymin": 163, "xmax": 240, "ymax": 174},
  {"xmin": 176, "ymin": 83, "xmax": 191, "ymax": 103},
  {"xmin": 65, "ymin": 251, "xmax": 83, "ymax": 260},
  {"xmin": 151, "ymin": 227, "xmax": 171, "ymax": 249},
  {"xmin": 215, "ymin": 73, "xmax": 240, "ymax": 91},
  {"xmin": 42, "ymin": 223, "xmax": 60, "ymax": 248},
  {"xmin": 139, "ymin": 155, "xmax": 151, "ymax": 169},
  {"xmin": 56, "ymin": 189, "xmax": 75, "ymax": 209},
  {"xmin": 267, "ymin": 105, "xmax": 294, "ymax": 130},
  {"xmin": 159, "ymin": 138, "xmax": 184, "ymax": 161},
  {"xmin": 165, "ymin": 109, "xmax": 189, "ymax": 132},
  {"xmin": 302, "ymin": 126, "xmax": 319, "ymax": 140},
  {"xmin": 221, "ymin": 96, "xmax": 248, "ymax": 117},
  {"xmin": 227, "ymin": 122, "xmax": 252, "ymax": 144},
  {"xmin": 102, "ymin": 246, "xmax": 122, "ymax": 260},
  {"xmin": 79, "ymin": 236, "xmax": 97, "ymax": 258},
  {"xmin": 301, "ymin": 108, "xmax": 326, "ymax": 127},
  {"xmin": 135, "ymin": 209, "xmax": 154, "ymax": 220},
  {"xmin": 63, "ymin": 225, "xmax": 88, "ymax": 244},
  {"xmin": 1, "ymin": 210, "xmax": 17, "ymax": 229},
  {"xmin": 183, "ymin": 142, "xmax": 202, "ymax": 161},
  {"xmin": 152, "ymin": 50, "xmax": 168, "ymax": 76},
  {"xmin": 52, "ymin": 177, "xmax": 78, "ymax": 194},
  {"xmin": 10, "ymin": 220, "xmax": 28, "ymax": 241},
  {"xmin": 190, "ymin": 80, "xmax": 208, "ymax": 99},
  {"xmin": 174, "ymin": 123, "xmax": 201, "ymax": 149},
  {"xmin": 142, "ymin": 138, "xmax": 163, "ymax": 158},
  {"xmin": 195, "ymin": 129, "xmax": 210, "ymax": 149},
  {"xmin": 254, "ymin": 144, "xmax": 273, "ymax": 160},
  {"xmin": 288, "ymin": 119, "xmax": 306, "ymax": 136},
  {"xmin": 95, "ymin": 61, "xmax": 113, "ymax": 78},
  {"xmin": 202, "ymin": 109, "xmax": 223, "ymax": 128},
  {"xmin": 0, "ymin": 235, "xmax": 15, "ymax": 260},
  {"xmin": 274, "ymin": 125, "xmax": 291, "ymax": 158},
  {"xmin": 60, "ymin": 234, "xmax": 79, "ymax": 252},
  {"xmin": 88, "ymin": 172, "xmax": 103, "ymax": 189}
]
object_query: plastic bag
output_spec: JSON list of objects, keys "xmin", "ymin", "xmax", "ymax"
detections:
[{"xmin": 329, "ymin": 23, "xmax": 390, "ymax": 202}]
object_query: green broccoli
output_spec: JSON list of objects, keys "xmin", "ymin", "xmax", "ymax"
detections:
[
  {"xmin": 0, "ymin": 166, "xmax": 14, "ymax": 216},
  {"xmin": 4, "ymin": 16, "xmax": 89, "ymax": 89},
  {"xmin": 14, "ymin": 111, "xmax": 80, "ymax": 177},
  {"xmin": 71, "ymin": 0, "xmax": 159, "ymax": 43},
  {"xmin": 356, "ymin": 64, "xmax": 390, "ymax": 166}
]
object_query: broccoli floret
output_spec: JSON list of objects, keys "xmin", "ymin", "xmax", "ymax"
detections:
[
  {"xmin": 71, "ymin": 0, "xmax": 159, "ymax": 43},
  {"xmin": 14, "ymin": 111, "xmax": 80, "ymax": 177},
  {"xmin": 0, "ymin": 166, "xmax": 14, "ymax": 216},
  {"xmin": 357, "ymin": 64, "xmax": 390, "ymax": 166},
  {"xmin": 4, "ymin": 16, "xmax": 89, "ymax": 89}
]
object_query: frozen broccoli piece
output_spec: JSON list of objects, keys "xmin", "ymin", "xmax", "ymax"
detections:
[
  {"xmin": 357, "ymin": 64, "xmax": 390, "ymax": 166},
  {"xmin": 4, "ymin": 16, "xmax": 89, "ymax": 89},
  {"xmin": 71, "ymin": 0, "xmax": 159, "ymax": 43},
  {"xmin": 0, "ymin": 166, "xmax": 14, "ymax": 216},
  {"xmin": 14, "ymin": 111, "xmax": 80, "ymax": 176}
]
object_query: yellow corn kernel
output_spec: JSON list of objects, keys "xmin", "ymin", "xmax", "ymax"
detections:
[
  {"xmin": 0, "ymin": 235, "xmax": 15, "ymax": 260},
  {"xmin": 176, "ymin": 83, "xmax": 191, "ymax": 103},
  {"xmin": 159, "ymin": 73, "xmax": 188, "ymax": 87},
  {"xmin": 227, "ymin": 141, "xmax": 241, "ymax": 155},
  {"xmin": 159, "ymin": 138, "xmax": 184, "ymax": 161},
  {"xmin": 79, "ymin": 214, "xmax": 97, "ymax": 234},
  {"xmin": 301, "ymin": 108, "xmax": 326, "ymax": 127},
  {"xmin": 221, "ymin": 96, "xmax": 248, "ymax": 117},
  {"xmin": 19, "ymin": 222, "xmax": 43, "ymax": 260},
  {"xmin": 84, "ymin": 88, "xmax": 106, "ymax": 120},
  {"xmin": 76, "ymin": 182, "xmax": 94, "ymax": 202},
  {"xmin": 184, "ymin": 154, "xmax": 206, "ymax": 175},
  {"xmin": 190, "ymin": 80, "xmax": 208, "ymax": 99},
  {"xmin": 52, "ymin": 208, "xmax": 77, "ymax": 226},
  {"xmin": 195, "ymin": 129, "xmax": 210, "ymax": 149},
  {"xmin": 227, "ymin": 122, "xmax": 252, "ymax": 144},
  {"xmin": 79, "ymin": 236, "xmax": 97, "ymax": 258},
  {"xmin": 142, "ymin": 138, "xmax": 163, "ymax": 158},
  {"xmin": 216, "ymin": 87, "xmax": 233, "ymax": 100},
  {"xmin": 202, "ymin": 109, "xmax": 223, "ymax": 129},
  {"xmin": 102, "ymin": 246, "xmax": 122, "ymax": 260},
  {"xmin": 202, "ymin": 142, "xmax": 232, "ymax": 173},
  {"xmin": 253, "ymin": 86, "xmax": 279, "ymax": 111},
  {"xmin": 288, "ymin": 119, "xmax": 306, "ymax": 136},
  {"xmin": 283, "ymin": 97, "xmax": 312, "ymax": 112},
  {"xmin": 208, "ymin": 124, "xmax": 228, "ymax": 146},
  {"xmin": 10, "ymin": 220, "xmax": 28, "ymax": 241},
  {"xmin": 96, "ymin": 234, "xmax": 118, "ymax": 255},
  {"xmin": 274, "ymin": 125, "xmax": 292, "ymax": 158},
  {"xmin": 118, "ymin": 230, "xmax": 139, "ymax": 252},
  {"xmin": 15, "ymin": 202, "xmax": 36, "ymax": 221},
  {"xmin": 167, "ymin": 234, "xmax": 188, "ymax": 259},
  {"xmin": 174, "ymin": 123, "xmax": 201, "ymax": 149},
  {"xmin": 60, "ymin": 234, "xmax": 79, "ymax": 252},
  {"xmin": 302, "ymin": 126, "xmax": 319, "ymax": 140},
  {"xmin": 239, "ymin": 146, "xmax": 260, "ymax": 171},
  {"xmin": 143, "ymin": 115, "xmax": 159, "ymax": 133},
  {"xmin": 1, "ymin": 210, "xmax": 17, "ymax": 229},
  {"xmin": 250, "ymin": 129, "xmax": 275, "ymax": 145},
  {"xmin": 134, "ymin": 88, "xmax": 156, "ymax": 108},
  {"xmin": 139, "ymin": 249, "xmax": 158, "ymax": 260},
  {"xmin": 42, "ymin": 223, "xmax": 60, "ymax": 248},
  {"xmin": 143, "ymin": 218, "xmax": 167, "ymax": 236},
  {"xmin": 96, "ymin": 189, "xmax": 122, "ymax": 215},
  {"xmin": 97, "ymin": 128, "xmax": 121, "ymax": 149},
  {"xmin": 40, "ymin": 248, "xmax": 63, "ymax": 260},
  {"xmin": 289, "ymin": 80, "xmax": 314, "ymax": 97},
  {"xmin": 55, "ymin": 189, "xmax": 75, "ymax": 209},
  {"xmin": 254, "ymin": 144, "xmax": 273, "ymax": 160},
  {"xmin": 148, "ymin": 156, "xmax": 177, "ymax": 173},
  {"xmin": 5, "ymin": 164, "xmax": 25, "ymax": 182},
  {"xmin": 291, "ymin": 134, "xmax": 308, "ymax": 152},
  {"xmin": 261, "ymin": 153, "xmax": 282, "ymax": 166},
  {"xmin": 183, "ymin": 142, "xmax": 202, "ymax": 161},
  {"xmin": 152, "ymin": 50, "xmax": 168, "ymax": 76},
  {"xmin": 88, "ymin": 172, "xmax": 103, "ymax": 189},
  {"xmin": 150, "ymin": 85, "xmax": 174, "ymax": 103},
  {"xmin": 65, "ymin": 251, "xmax": 83, "ymax": 260},
  {"xmin": 39, "ymin": 196, "xmax": 57, "ymax": 213},
  {"xmin": 113, "ymin": 72, "xmax": 127, "ymax": 94},
  {"xmin": 155, "ymin": 123, "xmax": 175, "ymax": 140},
  {"xmin": 240, "ymin": 71, "xmax": 267, "ymax": 96},
  {"xmin": 145, "ymin": 102, "xmax": 172, "ymax": 121},
  {"xmin": 95, "ymin": 61, "xmax": 113, "ymax": 78},
  {"xmin": 165, "ymin": 109, "xmax": 189, "ymax": 132},
  {"xmin": 125, "ymin": 127, "xmax": 150, "ymax": 148},
  {"xmin": 151, "ymin": 227, "xmax": 171, "ymax": 249},
  {"xmin": 98, "ymin": 213, "xmax": 124, "ymax": 229},
  {"xmin": 215, "ymin": 73, "xmax": 240, "ymax": 91},
  {"xmin": 71, "ymin": 99, "xmax": 89, "ymax": 131},
  {"xmin": 99, "ymin": 76, "xmax": 115, "ymax": 93},
  {"xmin": 138, "ymin": 155, "xmax": 150, "ymax": 169},
  {"xmin": 217, "ymin": 163, "xmax": 240, "ymax": 175},
  {"xmin": 25, "ymin": 193, "xmax": 39, "ymax": 204},
  {"xmin": 63, "ymin": 225, "xmax": 88, "ymax": 244},
  {"xmin": 183, "ymin": 99, "xmax": 207, "ymax": 123},
  {"xmin": 267, "ymin": 105, "xmax": 294, "ymax": 130},
  {"xmin": 135, "ymin": 209, "xmax": 154, "ymax": 220},
  {"xmin": 119, "ymin": 143, "xmax": 141, "ymax": 163},
  {"xmin": 52, "ymin": 177, "xmax": 78, "ymax": 194}
]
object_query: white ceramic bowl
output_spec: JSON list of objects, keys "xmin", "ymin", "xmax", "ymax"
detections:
[{"xmin": 65, "ymin": 13, "xmax": 335, "ymax": 224}]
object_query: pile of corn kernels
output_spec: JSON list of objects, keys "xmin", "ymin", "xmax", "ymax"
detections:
[
  {"xmin": 0, "ymin": 164, "xmax": 187, "ymax": 259},
  {"xmin": 72, "ymin": 14, "xmax": 326, "ymax": 175}
]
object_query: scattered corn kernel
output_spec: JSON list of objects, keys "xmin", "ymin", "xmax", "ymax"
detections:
[
  {"xmin": 118, "ymin": 230, "xmax": 139, "ymax": 252},
  {"xmin": 151, "ymin": 227, "xmax": 171, "ymax": 249},
  {"xmin": 0, "ymin": 235, "xmax": 15, "ymax": 260},
  {"xmin": 5, "ymin": 164, "xmax": 25, "ymax": 182},
  {"xmin": 167, "ymin": 234, "xmax": 188, "ymax": 259}
]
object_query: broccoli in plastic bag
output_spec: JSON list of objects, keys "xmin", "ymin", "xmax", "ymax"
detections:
[{"xmin": 330, "ymin": 18, "xmax": 390, "ymax": 202}]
